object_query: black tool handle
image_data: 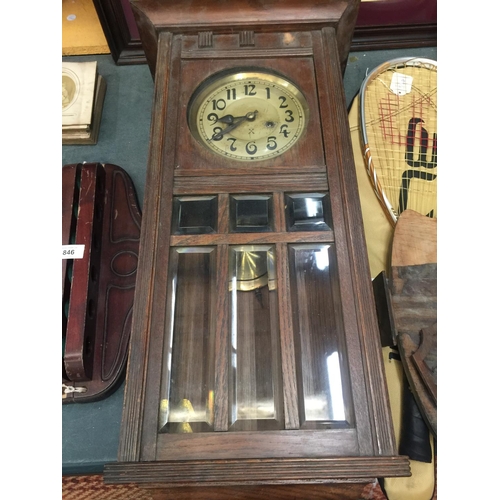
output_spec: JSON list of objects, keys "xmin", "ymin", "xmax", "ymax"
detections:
[{"xmin": 399, "ymin": 379, "xmax": 432, "ymax": 462}]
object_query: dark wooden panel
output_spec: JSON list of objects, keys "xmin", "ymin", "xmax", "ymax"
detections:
[
  {"xmin": 155, "ymin": 430, "xmax": 359, "ymax": 461},
  {"xmin": 174, "ymin": 57, "xmax": 325, "ymax": 173},
  {"xmin": 173, "ymin": 173, "xmax": 328, "ymax": 194},
  {"xmin": 147, "ymin": 483, "xmax": 368, "ymax": 500}
]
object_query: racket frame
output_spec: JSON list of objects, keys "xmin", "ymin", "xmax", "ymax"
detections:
[{"xmin": 359, "ymin": 57, "xmax": 438, "ymax": 225}]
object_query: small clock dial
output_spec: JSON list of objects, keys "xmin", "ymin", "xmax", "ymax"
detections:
[{"xmin": 188, "ymin": 71, "xmax": 309, "ymax": 162}]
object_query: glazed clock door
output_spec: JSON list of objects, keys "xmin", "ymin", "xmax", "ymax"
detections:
[{"xmin": 124, "ymin": 30, "xmax": 384, "ymax": 466}]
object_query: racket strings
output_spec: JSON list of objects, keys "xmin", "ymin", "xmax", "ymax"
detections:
[{"xmin": 361, "ymin": 61, "xmax": 437, "ymax": 224}]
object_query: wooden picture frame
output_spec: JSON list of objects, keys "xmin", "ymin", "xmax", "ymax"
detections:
[
  {"xmin": 354, "ymin": 0, "xmax": 437, "ymax": 51},
  {"xmin": 92, "ymin": 0, "xmax": 145, "ymax": 64},
  {"xmin": 94, "ymin": 0, "xmax": 436, "ymax": 65}
]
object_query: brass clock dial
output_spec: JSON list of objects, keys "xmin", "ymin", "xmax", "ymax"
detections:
[{"xmin": 188, "ymin": 70, "xmax": 309, "ymax": 162}]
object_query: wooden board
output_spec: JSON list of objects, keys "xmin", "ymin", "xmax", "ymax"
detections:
[
  {"xmin": 391, "ymin": 209, "xmax": 437, "ymax": 267},
  {"xmin": 389, "ymin": 210, "xmax": 437, "ymax": 435},
  {"xmin": 63, "ymin": 0, "xmax": 110, "ymax": 56}
]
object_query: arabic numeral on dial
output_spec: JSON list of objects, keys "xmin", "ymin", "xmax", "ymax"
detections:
[
  {"xmin": 284, "ymin": 110, "xmax": 294, "ymax": 123},
  {"xmin": 245, "ymin": 142, "xmax": 257, "ymax": 155},
  {"xmin": 212, "ymin": 127, "xmax": 223, "ymax": 141},
  {"xmin": 279, "ymin": 96, "xmax": 288, "ymax": 108},
  {"xmin": 226, "ymin": 88, "xmax": 236, "ymax": 100},
  {"xmin": 207, "ymin": 113, "xmax": 219, "ymax": 124},
  {"xmin": 212, "ymin": 99, "xmax": 226, "ymax": 111},
  {"xmin": 227, "ymin": 138, "xmax": 237, "ymax": 151},
  {"xmin": 267, "ymin": 136, "xmax": 277, "ymax": 150},
  {"xmin": 279, "ymin": 124, "xmax": 290, "ymax": 138},
  {"xmin": 244, "ymin": 84, "xmax": 257, "ymax": 96}
]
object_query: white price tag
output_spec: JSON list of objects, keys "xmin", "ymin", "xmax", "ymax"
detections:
[
  {"xmin": 62, "ymin": 244, "xmax": 85, "ymax": 259},
  {"xmin": 390, "ymin": 72, "xmax": 413, "ymax": 96}
]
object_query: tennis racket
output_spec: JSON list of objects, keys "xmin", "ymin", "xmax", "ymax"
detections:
[{"xmin": 359, "ymin": 58, "xmax": 437, "ymax": 225}]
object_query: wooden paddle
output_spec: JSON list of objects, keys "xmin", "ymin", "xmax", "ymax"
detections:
[{"xmin": 389, "ymin": 209, "xmax": 437, "ymax": 436}]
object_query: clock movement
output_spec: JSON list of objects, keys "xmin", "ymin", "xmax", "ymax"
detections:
[{"xmin": 104, "ymin": 1, "xmax": 411, "ymax": 498}]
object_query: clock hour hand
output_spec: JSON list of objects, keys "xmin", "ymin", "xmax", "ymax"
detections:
[
  {"xmin": 217, "ymin": 114, "xmax": 240, "ymax": 125},
  {"xmin": 212, "ymin": 110, "xmax": 258, "ymax": 140}
]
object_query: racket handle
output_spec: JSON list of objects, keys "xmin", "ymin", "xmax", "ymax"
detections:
[{"xmin": 399, "ymin": 380, "xmax": 432, "ymax": 462}]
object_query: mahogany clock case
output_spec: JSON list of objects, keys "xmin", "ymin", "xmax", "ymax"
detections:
[{"xmin": 104, "ymin": 0, "xmax": 410, "ymax": 494}]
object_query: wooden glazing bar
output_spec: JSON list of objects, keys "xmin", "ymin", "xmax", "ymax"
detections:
[
  {"xmin": 275, "ymin": 242, "xmax": 300, "ymax": 429},
  {"xmin": 213, "ymin": 244, "xmax": 230, "ymax": 431},
  {"xmin": 173, "ymin": 173, "xmax": 328, "ymax": 194},
  {"xmin": 218, "ymin": 193, "xmax": 229, "ymax": 234},
  {"xmin": 170, "ymin": 231, "xmax": 334, "ymax": 246},
  {"xmin": 272, "ymin": 192, "xmax": 286, "ymax": 233}
]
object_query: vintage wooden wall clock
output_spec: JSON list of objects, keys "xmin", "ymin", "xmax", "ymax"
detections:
[{"xmin": 104, "ymin": 1, "xmax": 411, "ymax": 498}]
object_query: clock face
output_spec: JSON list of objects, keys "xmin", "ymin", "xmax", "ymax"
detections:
[{"xmin": 187, "ymin": 70, "xmax": 309, "ymax": 162}]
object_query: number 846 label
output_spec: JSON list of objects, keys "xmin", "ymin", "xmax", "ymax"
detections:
[{"xmin": 62, "ymin": 245, "xmax": 85, "ymax": 259}]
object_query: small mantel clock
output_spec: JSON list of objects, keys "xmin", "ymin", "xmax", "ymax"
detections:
[{"xmin": 104, "ymin": 1, "xmax": 410, "ymax": 498}]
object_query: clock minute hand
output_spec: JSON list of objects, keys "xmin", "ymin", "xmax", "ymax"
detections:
[{"xmin": 212, "ymin": 110, "xmax": 258, "ymax": 140}]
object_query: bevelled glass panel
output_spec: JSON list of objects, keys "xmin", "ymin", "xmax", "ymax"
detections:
[
  {"xmin": 285, "ymin": 193, "xmax": 332, "ymax": 231},
  {"xmin": 230, "ymin": 195, "xmax": 272, "ymax": 233},
  {"xmin": 228, "ymin": 245, "xmax": 283, "ymax": 430},
  {"xmin": 289, "ymin": 244, "xmax": 353, "ymax": 428},
  {"xmin": 159, "ymin": 247, "xmax": 216, "ymax": 433},
  {"xmin": 172, "ymin": 196, "xmax": 217, "ymax": 234}
]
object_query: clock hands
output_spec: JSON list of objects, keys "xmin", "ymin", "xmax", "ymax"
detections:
[
  {"xmin": 217, "ymin": 114, "xmax": 241, "ymax": 125},
  {"xmin": 212, "ymin": 110, "xmax": 258, "ymax": 140}
]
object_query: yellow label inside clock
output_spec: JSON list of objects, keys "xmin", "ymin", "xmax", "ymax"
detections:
[{"xmin": 188, "ymin": 71, "xmax": 309, "ymax": 162}]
